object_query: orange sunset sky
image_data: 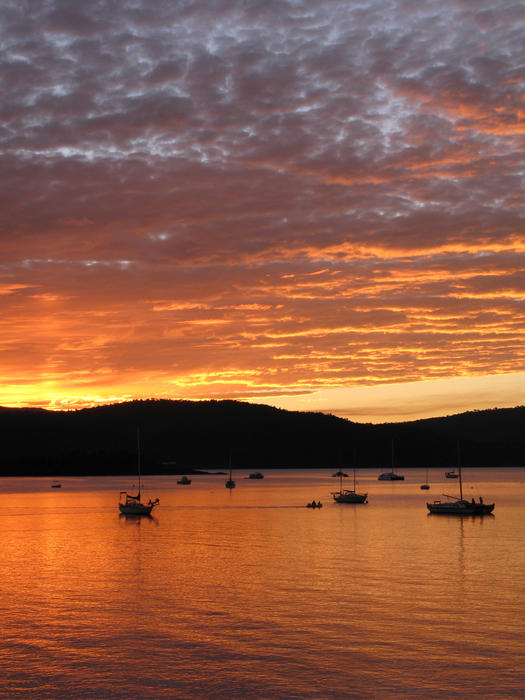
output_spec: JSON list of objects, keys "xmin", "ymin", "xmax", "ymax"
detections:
[{"xmin": 1, "ymin": 0, "xmax": 524, "ymax": 423}]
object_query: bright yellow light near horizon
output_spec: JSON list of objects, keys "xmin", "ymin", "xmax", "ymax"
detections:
[
  {"xmin": 254, "ymin": 372, "xmax": 525, "ymax": 423},
  {"xmin": 1, "ymin": 369, "xmax": 524, "ymax": 423}
]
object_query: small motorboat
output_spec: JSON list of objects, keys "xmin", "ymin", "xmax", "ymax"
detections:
[
  {"xmin": 445, "ymin": 470, "xmax": 459, "ymax": 479},
  {"xmin": 248, "ymin": 472, "xmax": 264, "ymax": 479},
  {"xmin": 177, "ymin": 476, "xmax": 192, "ymax": 485},
  {"xmin": 51, "ymin": 481, "xmax": 62, "ymax": 488},
  {"xmin": 306, "ymin": 501, "xmax": 323, "ymax": 508}
]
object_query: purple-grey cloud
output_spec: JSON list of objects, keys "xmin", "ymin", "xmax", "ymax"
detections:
[{"xmin": 0, "ymin": 0, "xmax": 524, "ymax": 408}]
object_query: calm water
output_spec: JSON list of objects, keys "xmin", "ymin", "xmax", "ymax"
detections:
[{"xmin": 0, "ymin": 468, "xmax": 524, "ymax": 699}]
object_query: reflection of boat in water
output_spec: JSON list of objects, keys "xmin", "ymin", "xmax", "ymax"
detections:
[
  {"xmin": 378, "ymin": 440, "xmax": 404, "ymax": 480},
  {"xmin": 119, "ymin": 429, "xmax": 159, "ymax": 516},
  {"xmin": 51, "ymin": 481, "xmax": 62, "ymax": 488},
  {"xmin": 445, "ymin": 470, "xmax": 459, "ymax": 479},
  {"xmin": 427, "ymin": 445, "xmax": 494, "ymax": 515},
  {"xmin": 248, "ymin": 472, "xmax": 264, "ymax": 479},
  {"xmin": 332, "ymin": 469, "xmax": 367, "ymax": 503},
  {"xmin": 177, "ymin": 476, "xmax": 191, "ymax": 485}
]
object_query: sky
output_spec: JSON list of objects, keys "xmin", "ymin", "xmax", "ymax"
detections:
[{"xmin": 1, "ymin": 0, "xmax": 524, "ymax": 423}]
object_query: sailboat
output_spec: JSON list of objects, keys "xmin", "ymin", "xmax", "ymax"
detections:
[
  {"xmin": 332, "ymin": 469, "xmax": 368, "ymax": 503},
  {"xmin": 420, "ymin": 466, "xmax": 430, "ymax": 490},
  {"xmin": 427, "ymin": 444, "xmax": 494, "ymax": 515},
  {"xmin": 225, "ymin": 452, "xmax": 235, "ymax": 489},
  {"xmin": 378, "ymin": 440, "xmax": 404, "ymax": 480},
  {"xmin": 119, "ymin": 429, "xmax": 159, "ymax": 515}
]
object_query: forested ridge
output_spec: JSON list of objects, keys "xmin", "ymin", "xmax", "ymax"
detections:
[{"xmin": 1, "ymin": 399, "xmax": 524, "ymax": 475}]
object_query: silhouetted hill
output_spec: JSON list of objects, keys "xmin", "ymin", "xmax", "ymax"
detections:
[{"xmin": 0, "ymin": 400, "xmax": 524, "ymax": 475}]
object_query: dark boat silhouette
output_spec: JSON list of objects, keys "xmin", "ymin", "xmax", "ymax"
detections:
[
  {"xmin": 427, "ymin": 445, "xmax": 494, "ymax": 515},
  {"xmin": 119, "ymin": 429, "xmax": 159, "ymax": 515},
  {"xmin": 332, "ymin": 469, "xmax": 367, "ymax": 503}
]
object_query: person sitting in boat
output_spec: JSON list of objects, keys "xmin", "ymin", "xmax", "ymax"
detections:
[
  {"xmin": 311, "ymin": 500, "xmax": 316, "ymax": 507},
  {"xmin": 317, "ymin": 501, "xmax": 322, "ymax": 508}
]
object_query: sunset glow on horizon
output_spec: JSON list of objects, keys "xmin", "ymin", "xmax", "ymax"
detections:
[{"xmin": 1, "ymin": 0, "xmax": 524, "ymax": 423}]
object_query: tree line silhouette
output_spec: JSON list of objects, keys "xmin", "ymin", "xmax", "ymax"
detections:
[{"xmin": 0, "ymin": 399, "xmax": 524, "ymax": 476}]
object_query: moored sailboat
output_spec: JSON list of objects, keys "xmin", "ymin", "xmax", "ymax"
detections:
[
  {"xmin": 225, "ymin": 452, "xmax": 235, "ymax": 489},
  {"xmin": 427, "ymin": 445, "xmax": 494, "ymax": 515},
  {"xmin": 332, "ymin": 469, "xmax": 368, "ymax": 504},
  {"xmin": 378, "ymin": 440, "xmax": 404, "ymax": 480},
  {"xmin": 420, "ymin": 466, "xmax": 430, "ymax": 490},
  {"xmin": 119, "ymin": 429, "xmax": 159, "ymax": 515}
]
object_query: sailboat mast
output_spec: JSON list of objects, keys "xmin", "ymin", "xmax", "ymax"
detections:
[
  {"xmin": 137, "ymin": 427, "xmax": 141, "ymax": 498},
  {"xmin": 457, "ymin": 441, "xmax": 463, "ymax": 501}
]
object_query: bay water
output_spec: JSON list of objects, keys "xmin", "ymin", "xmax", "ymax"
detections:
[{"xmin": 0, "ymin": 468, "xmax": 524, "ymax": 699}]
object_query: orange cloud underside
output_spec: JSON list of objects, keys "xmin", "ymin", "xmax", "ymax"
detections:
[{"xmin": 1, "ymin": 235, "xmax": 524, "ymax": 415}]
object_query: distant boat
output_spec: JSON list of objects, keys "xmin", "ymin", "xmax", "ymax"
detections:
[
  {"xmin": 248, "ymin": 472, "xmax": 264, "ymax": 479},
  {"xmin": 177, "ymin": 475, "xmax": 192, "ymax": 485},
  {"xmin": 225, "ymin": 453, "xmax": 235, "ymax": 489},
  {"xmin": 306, "ymin": 501, "xmax": 323, "ymax": 508},
  {"xmin": 332, "ymin": 469, "xmax": 367, "ymax": 504},
  {"xmin": 445, "ymin": 470, "xmax": 459, "ymax": 479},
  {"xmin": 378, "ymin": 471, "xmax": 404, "ymax": 481},
  {"xmin": 51, "ymin": 480, "xmax": 62, "ymax": 489},
  {"xmin": 427, "ymin": 445, "xmax": 494, "ymax": 515},
  {"xmin": 420, "ymin": 467, "xmax": 430, "ymax": 490},
  {"xmin": 378, "ymin": 440, "xmax": 404, "ymax": 480},
  {"xmin": 119, "ymin": 429, "xmax": 159, "ymax": 515}
]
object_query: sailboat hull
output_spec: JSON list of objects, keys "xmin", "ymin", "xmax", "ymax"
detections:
[
  {"xmin": 427, "ymin": 500, "xmax": 494, "ymax": 515},
  {"xmin": 119, "ymin": 502, "xmax": 154, "ymax": 515},
  {"xmin": 333, "ymin": 491, "xmax": 367, "ymax": 503}
]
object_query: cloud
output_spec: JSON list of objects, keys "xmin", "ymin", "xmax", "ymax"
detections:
[{"xmin": 0, "ymin": 0, "xmax": 524, "ymax": 413}]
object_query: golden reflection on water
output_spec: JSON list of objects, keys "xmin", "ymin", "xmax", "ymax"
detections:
[{"xmin": 0, "ymin": 470, "xmax": 524, "ymax": 698}]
